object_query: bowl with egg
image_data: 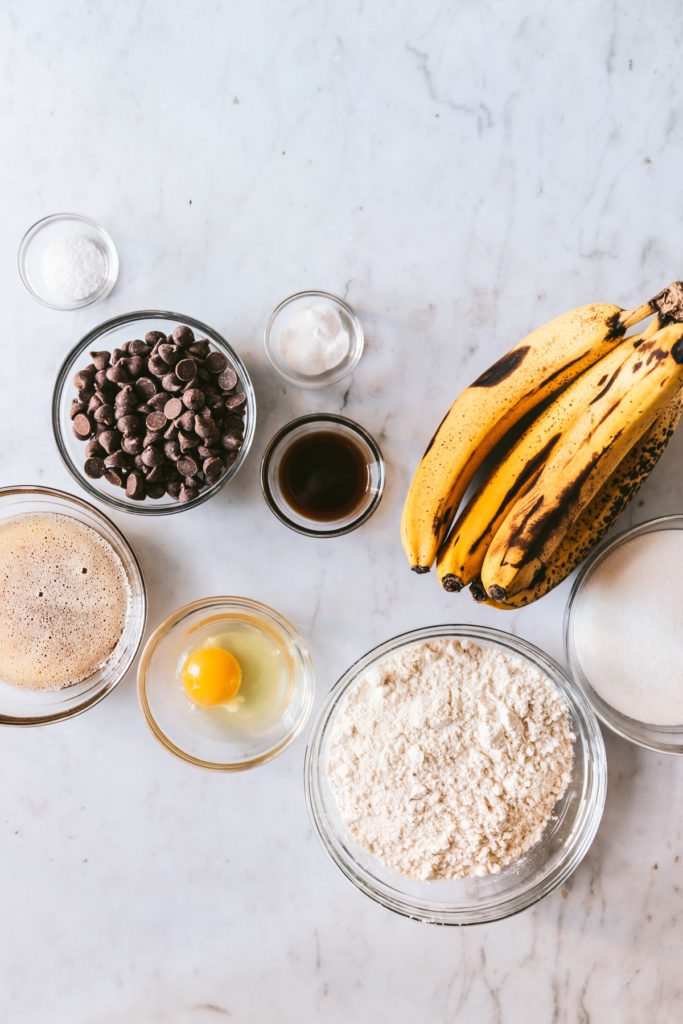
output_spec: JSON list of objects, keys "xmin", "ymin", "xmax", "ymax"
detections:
[
  {"xmin": 137, "ymin": 597, "xmax": 314, "ymax": 770},
  {"xmin": 0, "ymin": 485, "xmax": 146, "ymax": 725}
]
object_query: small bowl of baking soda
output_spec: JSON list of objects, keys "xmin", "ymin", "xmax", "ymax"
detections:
[
  {"xmin": 18, "ymin": 213, "xmax": 119, "ymax": 310},
  {"xmin": 264, "ymin": 290, "xmax": 364, "ymax": 388}
]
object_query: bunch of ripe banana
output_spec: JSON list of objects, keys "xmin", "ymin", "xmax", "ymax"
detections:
[{"xmin": 401, "ymin": 281, "xmax": 683, "ymax": 608}]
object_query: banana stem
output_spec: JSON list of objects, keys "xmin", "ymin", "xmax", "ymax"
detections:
[{"xmin": 619, "ymin": 299, "xmax": 658, "ymax": 331}]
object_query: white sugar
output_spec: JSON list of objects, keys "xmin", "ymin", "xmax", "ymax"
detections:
[
  {"xmin": 42, "ymin": 234, "xmax": 107, "ymax": 301},
  {"xmin": 573, "ymin": 529, "xmax": 683, "ymax": 725}
]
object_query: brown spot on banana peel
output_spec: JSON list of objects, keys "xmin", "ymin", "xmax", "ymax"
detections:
[
  {"xmin": 589, "ymin": 364, "xmax": 623, "ymax": 405},
  {"xmin": 465, "ymin": 433, "xmax": 562, "ymax": 556},
  {"xmin": 471, "ymin": 346, "xmax": 531, "ymax": 387}
]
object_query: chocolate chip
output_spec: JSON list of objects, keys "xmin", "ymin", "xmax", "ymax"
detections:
[
  {"xmin": 176, "ymin": 408, "xmax": 195, "ymax": 431},
  {"xmin": 217, "ymin": 367, "xmax": 238, "ymax": 391},
  {"xmin": 158, "ymin": 343, "xmax": 179, "ymax": 366},
  {"xmin": 146, "ymin": 482, "xmax": 166, "ymax": 499},
  {"xmin": 78, "ymin": 387, "xmax": 95, "ymax": 404},
  {"xmin": 127, "ymin": 355, "xmax": 147, "ymax": 378},
  {"xmin": 94, "ymin": 369, "xmax": 109, "ymax": 388},
  {"xmin": 143, "ymin": 431, "xmax": 164, "ymax": 448},
  {"xmin": 145, "ymin": 330, "xmax": 166, "ymax": 345},
  {"xmin": 182, "ymin": 388, "xmax": 205, "ymax": 410},
  {"xmin": 70, "ymin": 400, "xmax": 87, "ymax": 420},
  {"xmin": 112, "ymin": 348, "xmax": 125, "ymax": 364},
  {"xmin": 178, "ymin": 483, "xmax": 199, "ymax": 503},
  {"xmin": 161, "ymin": 372, "xmax": 182, "ymax": 393},
  {"xmin": 197, "ymin": 444, "xmax": 219, "ymax": 459},
  {"xmin": 93, "ymin": 404, "xmax": 115, "ymax": 426},
  {"xmin": 163, "ymin": 397, "xmax": 183, "ymax": 420},
  {"xmin": 141, "ymin": 444, "xmax": 163, "ymax": 468},
  {"xmin": 98, "ymin": 429, "xmax": 121, "ymax": 454},
  {"xmin": 72, "ymin": 414, "xmax": 93, "ymax": 439},
  {"xmin": 225, "ymin": 392, "xmax": 247, "ymax": 410},
  {"xmin": 166, "ymin": 481, "xmax": 181, "ymax": 499},
  {"xmin": 106, "ymin": 363, "xmax": 129, "ymax": 384},
  {"xmin": 73, "ymin": 368, "xmax": 95, "ymax": 390},
  {"xmin": 205, "ymin": 350, "xmax": 228, "ymax": 373},
  {"xmin": 148, "ymin": 355, "xmax": 169, "ymax": 377},
  {"xmin": 86, "ymin": 437, "xmax": 104, "ymax": 458},
  {"xmin": 145, "ymin": 464, "xmax": 166, "ymax": 483},
  {"xmin": 83, "ymin": 457, "xmax": 106, "ymax": 479},
  {"xmin": 128, "ymin": 339, "xmax": 149, "ymax": 356},
  {"xmin": 163, "ymin": 423, "xmax": 179, "ymax": 441},
  {"xmin": 163, "ymin": 440, "xmax": 180, "ymax": 461},
  {"xmin": 188, "ymin": 340, "xmax": 210, "ymax": 359},
  {"xmin": 221, "ymin": 433, "xmax": 242, "ymax": 450},
  {"xmin": 146, "ymin": 411, "xmax": 167, "ymax": 432},
  {"xmin": 104, "ymin": 451, "xmax": 131, "ymax": 470},
  {"xmin": 90, "ymin": 351, "xmax": 111, "ymax": 370},
  {"xmin": 203, "ymin": 457, "xmax": 223, "ymax": 480},
  {"xmin": 87, "ymin": 394, "xmax": 104, "ymax": 413},
  {"xmin": 135, "ymin": 377, "xmax": 157, "ymax": 400},
  {"xmin": 104, "ymin": 468, "xmax": 124, "ymax": 487},
  {"xmin": 118, "ymin": 414, "xmax": 142, "ymax": 436},
  {"xmin": 172, "ymin": 325, "xmax": 194, "ymax": 347},
  {"xmin": 126, "ymin": 472, "xmax": 146, "ymax": 500},
  {"xmin": 175, "ymin": 358, "xmax": 197, "ymax": 382},
  {"xmin": 177, "ymin": 455, "xmax": 198, "ymax": 477},
  {"xmin": 194, "ymin": 415, "xmax": 218, "ymax": 440},
  {"xmin": 179, "ymin": 431, "xmax": 199, "ymax": 453},
  {"xmin": 121, "ymin": 435, "xmax": 143, "ymax": 455}
]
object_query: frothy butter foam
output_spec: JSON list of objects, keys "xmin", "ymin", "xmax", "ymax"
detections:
[{"xmin": 0, "ymin": 512, "xmax": 130, "ymax": 690}]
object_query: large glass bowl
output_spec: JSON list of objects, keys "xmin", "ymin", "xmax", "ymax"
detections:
[
  {"xmin": 305, "ymin": 624, "xmax": 606, "ymax": 925},
  {"xmin": 564, "ymin": 514, "xmax": 683, "ymax": 754},
  {"xmin": 52, "ymin": 310, "xmax": 256, "ymax": 515},
  {"xmin": 138, "ymin": 597, "xmax": 314, "ymax": 770},
  {"xmin": 0, "ymin": 485, "xmax": 146, "ymax": 726}
]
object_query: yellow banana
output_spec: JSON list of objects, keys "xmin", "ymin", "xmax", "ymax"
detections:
[
  {"xmin": 436, "ymin": 315, "xmax": 664, "ymax": 592},
  {"xmin": 400, "ymin": 292, "xmax": 661, "ymax": 573},
  {"xmin": 470, "ymin": 396, "xmax": 683, "ymax": 608},
  {"xmin": 480, "ymin": 323, "xmax": 683, "ymax": 601}
]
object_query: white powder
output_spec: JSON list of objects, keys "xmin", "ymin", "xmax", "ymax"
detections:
[
  {"xmin": 42, "ymin": 234, "xmax": 107, "ymax": 301},
  {"xmin": 277, "ymin": 304, "xmax": 350, "ymax": 375},
  {"xmin": 573, "ymin": 528, "xmax": 683, "ymax": 725},
  {"xmin": 327, "ymin": 638, "xmax": 574, "ymax": 881}
]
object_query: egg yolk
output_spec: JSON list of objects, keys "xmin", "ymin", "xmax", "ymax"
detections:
[{"xmin": 181, "ymin": 647, "xmax": 242, "ymax": 707}]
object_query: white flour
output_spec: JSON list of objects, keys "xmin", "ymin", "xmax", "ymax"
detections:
[{"xmin": 327, "ymin": 638, "xmax": 574, "ymax": 881}]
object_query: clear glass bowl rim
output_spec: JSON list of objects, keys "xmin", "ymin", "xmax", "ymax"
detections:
[
  {"xmin": 260, "ymin": 412, "xmax": 386, "ymax": 538},
  {"xmin": 0, "ymin": 484, "xmax": 147, "ymax": 726},
  {"xmin": 304, "ymin": 623, "xmax": 607, "ymax": 925},
  {"xmin": 51, "ymin": 309, "xmax": 257, "ymax": 516},
  {"xmin": 263, "ymin": 289, "xmax": 364, "ymax": 389},
  {"xmin": 564, "ymin": 513, "xmax": 683, "ymax": 754},
  {"xmin": 17, "ymin": 212, "xmax": 119, "ymax": 310},
  {"xmin": 137, "ymin": 595, "xmax": 315, "ymax": 771}
]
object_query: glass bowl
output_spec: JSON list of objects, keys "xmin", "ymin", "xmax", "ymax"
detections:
[
  {"xmin": 138, "ymin": 597, "xmax": 315, "ymax": 770},
  {"xmin": 18, "ymin": 213, "xmax": 118, "ymax": 310},
  {"xmin": 564, "ymin": 514, "xmax": 683, "ymax": 754},
  {"xmin": 305, "ymin": 624, "xmax": 606, "ymax": 925},
  {"xmin": 260, "ymin": 413, "xmax": 385, "ymax": 537},
  {"xmin": 0, "ymin": 485, "xmax": 146, "ymax": 726},
  {"xmin": 264, "ymin": 290, "xmax": 364, "ymax": 388},
  {"xmin": 52, "ymin": 310, "xmax": 256, "ymax": 516}
]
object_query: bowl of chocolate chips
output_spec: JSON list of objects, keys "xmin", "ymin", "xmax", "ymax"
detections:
[{"xmin": 52, "ymin": 311, "xmax": 255, "ymax": 514}]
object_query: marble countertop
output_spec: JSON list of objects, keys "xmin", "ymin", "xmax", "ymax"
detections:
[{"xmin": 2, "ymin": 2, "xmax": 682, "ymax": 1021}]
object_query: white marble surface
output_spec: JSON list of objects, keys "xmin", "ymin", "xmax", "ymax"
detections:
[{"xmin": 1, "ymin": 1, "xmax": 683, "ymax": 1021}]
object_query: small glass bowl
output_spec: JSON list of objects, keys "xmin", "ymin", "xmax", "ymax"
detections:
[
  {"xmin": 18, "ymin": 213, "xmax": 119, "ymax": 310},
  {"xmin": 0, "ymin": 485, "xmax": 146, "ymax": 726},
  {"xmin": 260, "ymin": 413, "xmax": 385, "ymax": 538},
  {"xmin": 305, "ymin": 624, "xmax": 606, "ymax": 925},
  {"xmin": 264, "ymin": 290, "xmax": 364, "ymax": 388},
  {"xmin": 565, "ymin": 514, "xmax": 683, "ymax": 754},
  {"xmin": 52, "ymin": 310, "xmax": 256, "ymax": 516},
  {"xmin": 138, "ymin": 597, "xmax": 315, "ymax": 771}
]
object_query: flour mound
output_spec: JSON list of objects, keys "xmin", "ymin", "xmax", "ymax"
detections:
[{"xmin": 327, "ymin": 638, "xmax": 574, "ymax": 881}]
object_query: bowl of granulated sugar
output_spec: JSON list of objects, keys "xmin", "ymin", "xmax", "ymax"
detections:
[
  {"xmin": 305, "ymin": 624, "xmax": 606, "ymax": 926},
  {"xmin": 18, "ymin": 213, "xmax": 118, "ymax": 310},
  {"xmin": 565, "ymin": 514, "xmax": 683, "ymax": 754}
]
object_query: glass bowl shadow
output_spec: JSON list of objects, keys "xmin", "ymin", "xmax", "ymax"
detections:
[
  {"xmin": 305, "ymin": 624, "xmax": 606, "ymax": 925},
  {"xmin": 52, "ymin": 310, "xmax": 256, "ymax": 515},
  {"xmin": 0, "ymin": 485, "xmax": 146, "ymax": 726}
]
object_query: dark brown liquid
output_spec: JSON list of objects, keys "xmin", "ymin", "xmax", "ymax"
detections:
[{"xmin": 278, "ymin": 431, "xmax": 368, "ymax": 521}]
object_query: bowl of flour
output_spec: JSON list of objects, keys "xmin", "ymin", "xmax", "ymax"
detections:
[{"xmin": 304, "ymin": 624, "xmax": 606, "ymax": 925}]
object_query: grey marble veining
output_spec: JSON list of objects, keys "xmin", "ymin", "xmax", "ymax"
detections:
[{"xmin": 1, "ymin": 1, "xmax": 682, "ymax": 1021}]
